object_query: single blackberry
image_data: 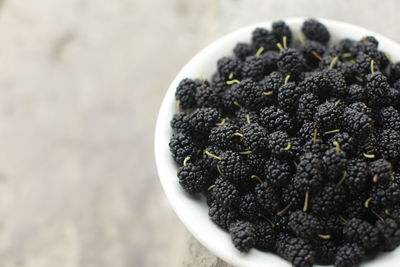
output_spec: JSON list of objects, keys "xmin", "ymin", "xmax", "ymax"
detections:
[
  {"xmin": 369, "ymin": 159, "xmax": 393, "ymax": 184},
  {"xmin": 272, "ymin": 20, "xmax": 292, "ymax": 46},
  {"xmin": 348, "ymin": 101, "xmax": 372, "ymax": 117},
  {"xmin": 356, "ymin": 52, "xmax": 375, "ymax": 76},
  {"xmin": 254, "ymin": 181, "xmax": 280, "ymax": 213},
  {"xmin": 241, "ymin": 123, "xmax": 267, "ymax": 152},
  {"xmin": 298, "ymin": 71, "xmax": 324, "ymax": 95},
  {"xmin": 342, "ymin": 107, "xmax": 373, "ymax": 139},
  {"xmin": 235, "ymin": 108, "xmax": 260, "ymax": 126},
  {"xmin": 208, "ymin": 199, "xmax": 239, "ymax": 230},
  {"xmin": 241, "ymin": 55, "xmax": 266, "ymax": 81},
  {"xmin": 300, "ymin": 40, "xmax": 326, "ymax": 66},
  {"xmin": 296, "ymin": 152, "xmax": 325, "ymax": 193},
  {"xmin": 239, "ymin": 193, "xmax": 261, "ymax": 221},
  {"xmin": 296, "ymin": 93, "xmax": 319, "ymax": 123},
  {"xmin": 369, "ymin": 182, "xmax": 400, "ymax": 210},
  {"xmin": 314, "ymin": 101, "xmax": 342, "ymax": 132},
  {"xmin": 314, "ymin": 239, "xmax": 337, "ymax": 265},
  {"xmin": 171, "ymin": 113, "xmax": 191, "ymax": 134},
  {"xmin": 264, "ymin": 157, "xmax": 292, "ymax": 188},
  {"xmin": 273, "ymin": 215, "xmax": 291, "ymax": 233},
  {"xmin": 346, "ymin": 84, "xmax": 366, "ymax": 103},
  {"xmin": 254, "ymin": 220, "xmax": 276, "ymax": 250},
  {"xmin": 297, "ymin": 122, "xmax": 319, "ymax": 143},
  {"xmin": 310, "ymin": 182, "xmax": 346, "ymax": 215},
  {"xmin": 376, "ymin": 218, "xmax": 400, "ymax": 251},
  {"xmin": 202, "ymin": 145, "xmax": 223, "ymax": 170},
  {"xmin": 232, "ymin": 79, "xmax": 269, "ymax": 110},
  {"xmin": 345, "ymin": 158, "xmax": 369, "ymax": 192},
  {"xmin": 267, "ymin": 131, "xmax": 293, "ymax": 158},
  {"xmin": 302, "ymin": 138, "xmax": 329, "ymax": 156},
  {"xmin": 219, "ymin": 150, "xmax": 250, "ymax": 184},
  {"xmin": 282, "ymin": 177, "xmax": 303, "ymax": 210},
  {"xmin": 360, "ymin": 35, "xmax": 379, "ymax": 47},
  {"xmin": 277, "ymin": 82, "xmax": 301, "ymax": 113},
  {"xmin": 378, "ymin": 129, "xmax": 400, "ymax": 160},
  {"xmin": 389, "ymin": 62, "xmax": 400, "ymax": 83},
  {"xmin": 378, "ymin": 106, "xmax": 400, "ymax": 131},
  {"xmin": 260, "ymin": 71, "xmax": 283, "ymax": 96},
  {"xmin": 189, "ymin": 107, "xmax": 221, "ymax": 134},
  {"xmin": 276, "ymin": 235, "xmax": 315, "ymax": 267},
  {"xmin": 195, "ymin": 84, "xmax": 221, "ymax": 108},
  {"xmin": 343, "ymin": 218, "xmax": 380, "ymax": 250},
  {"xmin": 277, "ymin": 48, "xmax": 306, "ymax": 78},
  {"xmin": 177, "ymin": 161, "xmax": 209, "ymax": 194},
  {"xmin": 334, "ymin": 243, "xmax": 365, "ymax": 267},
  {"xmin": 252, "ymin": 27, "xmax": 278, "ymax": 51},
  {"xmin": 233, "ymin": 42, "xmax": 254, "ymax": 61},
  {"xmin": 289, "ymin": 211, "xmax": 323, "ymax": 239},
  {"xmin": 261, "ymin": 50, "xmax": 280, "ymax": 73},
  {"xmin": 328, "ymin": 132, "xmax": 356, "ymax": 155},
  {"xmin": 217, "ymin": 56, "xmax": 242, "ymax": 79},
  {"xmin": 357, "ymin": 132, "xmax": 377, "ymax": 155},
  {"xmin": 169, "ymin": 133, "xmax": 196, "ymax": 165},
  {"xmin": 322, "ymin": 69, "xmax": 347, "ymax": 98},
  {"xmin": 211, "ymin": 176, "xmax": 240, "ymax": 208},
  {"xmin": 246, "ymin": 151, "xmax": 267, "ymax": 177},
  {"xmin": 175, "ymin": 78, "xmax": 197, "ymax": 109},
  {"xmin": 341, "ymin": 192, "xmax": 368, "ymax": 220},
  {"xmin": 210, "ymin": 73, "xmax": 229, "ymax": 95},
  {"xmin": 366, "ymin": 72, "xmax": 390, "ymax": 107},
  {"xmin": 208, "ymin": 122, "xmax": 240, "ymax": 150},
  {"xmin": 221, "ymin": 88, "xmax": 239, "ymax": 115},
  {"xmin": 302, "ymin": 18, "xmax": 330, "ymax": 44},
  {"xmin": 322, "ymin": 147, "xmax": 347, "ymax": 180},
  {"xmin": 229, "ymin": 220, "xmax": 256, "ymax": 252},
  {"xmin": 319, "ymin": 215, "xmax": 343, "ymax": 238},
  {"xmin": 260, "ymin": 106, "xmax": 293, "ymax": 132},
  {"xmin": 387, "ymin": 87, "xmax": 400, "ymax": 107}
]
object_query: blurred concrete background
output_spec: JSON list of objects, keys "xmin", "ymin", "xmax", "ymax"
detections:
[{"xmin": 0, "ymin": 0, "xmax": 399, "ymax": 266}]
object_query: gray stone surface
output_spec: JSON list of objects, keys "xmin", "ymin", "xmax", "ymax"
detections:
[{"xmin": 0, "ymin": 0, "xmax": 399, "ymax": 267}]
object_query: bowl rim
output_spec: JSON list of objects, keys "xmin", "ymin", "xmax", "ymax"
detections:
[{"xmin": 154, "ymin": 17, "xmax": 400, "ymax": 267}]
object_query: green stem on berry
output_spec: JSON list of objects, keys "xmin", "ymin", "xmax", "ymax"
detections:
[
  {"xmin": 303, "ymin": 191, "xmax": 309, "ymax": 212},
  {"xmin": 324, "ymin": 129, "xmax": 340, "ymax": 135},
  {"xmin": 263, "ymin": 91, "xmax": 274, "ymax": 96},
  {"xmin": 246, "ymin": 114, "xmax": 251, "ymax": 124},
  {"xmin": 355, "ymin": 76, "xmax": 363, "ymax": 82},
  {"xmin": 261, "ymin": 215, "xmax": 276, "ymax": 227},
  {"xmin": 318, "ymin": 234, "xmax": 331, "ymax": 240},
  {"xmin": 284, "ymin": 142, "xmax": 292, "ymax": 150},
  {"xmin": 233, "ymin": 101, "xmax": 242, "ymax": 108},
  {"xmin": 233, "ymin": 133, "xmax": 244, "ymax": 137},
  {"xmin": 208, "ymin": 185, "xmax": 216, "ymax": 191},
  {"xmin": 311, "ymin": 51, "xmax": 323, "ymax": 61},
  {"xmin": 204, "ymin": 150, "xmax": 221, "ymax": 160},
  {"xmin": 342, "ymin": 53, "xmax": 352, "ymax": 58},
  {"xmin": 370, "ymin": 60, "xmax": 376, "ymax": 75},
  {"xmin": 340, "ymin": 216, "xmax": 348, "ymax": 225},
  {"xmin": 283, "ymin": 36, "xmax": 288, "ymax": 49},
  {"xmin": 215, "ymin": 118, "xmax": 226, "ymax": 126},
  {"xmin": 183, "ymin": 157, "xmax": 191, "ymax": 166},
  {"xmin": 363, "ymin": 153, "xmax": 375, "ymax": 159},
  {"xmin": 226, "ymin": 79, "xmax": 240, "ymax": 85},
  {"xmin": 277, "ymin": 203, "xmax": 292, "ymax": 216},
  {"xmin": 373, "ymin": 174, "xmax": 379, "ymax": 183},
  {"xmin": 251, "ymin": 175, "xmax": 263, "ymax": 183},
  {"xmin": 216, "ymin": 164, "xmax": 225, "ymax": 177},
  {"xmin": 277, "ymin": 43, "xmax": 284, "ymax": 52},
  {"xmin": 329, "ymin": 56, "xmax": 339, "ymax": 69},
  {"xmin": 337, "ymin": 171, "xmax": 348, "ymax": 186},
  {"xmin": 255, "ymin": 46, "xmax": 265, "ymax": 56},
  {"xmin": 228, "ymin": 72, "xmax": 234, "ymax": 80},
  {"xmin": 239, "ymin": 150, "xmax": 252, "ymax": 155},
  {"xmin": 364, "ymin": 197, "xmax": 373, "ymax": 208},
  {"xmin": 385, "ymin": 209, "xmax": 391, "ymax": 216},
  {"xmin": 313, "ymin": 129, "xmax": 318, "ymax": 145},
  {"xmin": 298, "ymin": 34, "xmax": 305, "ymax": 45},
  {"xmin": 371, "ymin": 209, "xmax": 385, "ymax": 223},
  {"xmin": 176, "ymin": 100, "xmax": 181, "ymax": 113},
  {"xmin": 333, "ymin": 141, "xmax": 341, "ymax": 152},
  {"xmin": 391, "ymin": 175, "xmax": 395, "ymax": 182},
  {"xmin": 284, "ymin": 75, "xmax": 291, "ymax": 84}
]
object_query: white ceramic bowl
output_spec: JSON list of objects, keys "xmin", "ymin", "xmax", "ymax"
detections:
[{"xmin": 154, "ymin": 18, "xmax": 400, "ymax": 267}]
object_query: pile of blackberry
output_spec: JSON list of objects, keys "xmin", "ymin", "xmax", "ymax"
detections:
[{"xmin": 169, "ymin": 18, "xmax": 400, "ymax": 267}]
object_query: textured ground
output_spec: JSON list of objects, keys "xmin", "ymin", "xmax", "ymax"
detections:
[{"xmin": 0, "ymin": 0, "xmax": 399, "ymax": 266}]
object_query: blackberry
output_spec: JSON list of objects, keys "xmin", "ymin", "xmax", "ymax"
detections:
[
  {"xmin": 314, "ymin": 239, "xmax": 337, "ymax": 265},
  {"xmin": 210, "ymin": 73, "xmax": 229, "ymax": 95},
  {"xmin": 369, "ymin": 182, "xmax": 400, "ymax": 210},
  {"xmin": 334, "ymin": 243, "xmax": 365, "ymax": 267},
  {"xmin": 342, "ymin": 192, "xmax": 368, "ymax": 220},
  {"xmin": 241, "ymin": 55, "xmax": 266, "ymax": 81},
  {"xmin": 369, "ymin": 159, "xmax": 393, "ymax": 184},
  {"xmin": 177, "ymin": 161, "xmax": 209, "ymax": 194},
  {"xmin": 345, "ymin": 158, "xmax": 369, "ymax": 192},
  {"xmin": 233, "ymin": 42, "xmax": 254, "ymax": 61},
  {"xmin": 221, "ymin": 88, "xmax": 239, "ymax": 115},
  {"xmin": 189, "ymin": 107, "xmax": 221, "ymax": 134},
  {"xmin": 314, "ymin": 101, "xmax": 342, "ymax": 132},
  {"xmin": 296, "ymin": 93, "xmax": 319, "ymax": 123},
  {"xmin": 298, "ymin": 71, "xmax": 324, "ymax": 95},
  {"xmin": 302, "ymin": 138, "xmax": 329, "ymax": 156},
  {"xmin": 322, "ymin": 69, "xmax": 347, "ymax": 98},
  {"xmin": 328, "ymin": 132, "xmax": 356, "ymax": 155},
  {"xmin": 387, "ymin": 87, "xmax": 400, "ymax": 107},
  {"xmin": 302, "ymin": 19, "xmax": 330, "ymax": 44},
  {"xmin": 348, "ymin": 101, "xmax": 372, "ymax": 117},
  {"xmin": 343, "ymin": 218, "xmax": 379, "ymax": 250},
  {"xmin": 219, "ymin": 150, "xmax": 250, "ymax": 183},
  {"xmin": 254, "ymin": 220, "xmax": 276, "ymax": 250},
  {"xmin": 378, "ymin": 106, "xmax": 400, "ymax": 131},
  {"xmin": 310, "ymin": 182, "xmax": 346, "ymax": 215},
  {"xmin": 296, "ymin": 152, "xmax": 325, "ymax": 193},
  {"xmin": 297, "ymin": 122, "xmax": 319, "ymax": 143},
  {"xmin": 252, "ymin": 27, "xmax": 277, "ymax": 51},
  {"xmin": 208, "ymin": 122, "xmax": 240, "ymax": 150},
  {"xmin": 366, "ymin": 72, "xmax": 390, "ymax": 107},
  {"xmin": 208, "ymin": 200, "xmax": 239, "ymax": 230},
  {"xmin": 322, "ymin": 147, "xmax": 347, "ymax": 180},
  {"xmin": 267, "ymin": 131, "xmax": 292, "ymax": 158},
  {"xmin": 212, "ymin": 176, "xmax": 239, "ymax": 208},
  {"xmin": 239, "ymin": 193, "xmax": 260, "ymax": 221},
  {"xmin": 264, "ymin": 157, "xmax": 292, "ymax": 188},
  {"xmin": 175, "ymin": 78, "xmax": 197, "ymax": 109},
  {"xmin": 300, "ymin": 40, "xmax": 326, "ymax": 66},
  {"xmin": 375, "ymin": 218, "xmax": 400, "ymax": 251},
  {"xmin": 241, "ymin": 123, "xmax": 267, "ymax": 152},
  {"xmin": 289, "ymin": 211, "xmax": 323, "ymax": 239},
  {"xmin": 272, "ymin": 20, "xmax": 292, "ymax": 46},
  {"xmin": 229, "ymin": 220, "xmax": 256, "ymax": 252},
  {"xmin": 277, "ymin": 82, "xmax": 301, "ymax": 113},
  {"xmin": 235, "ymin": 108, "xmax": 259, "ymax": 126},
  {"xmin": 282, "ymin": 177, "xmax": 303, "ymax": 210},
  {"xmin": 169, "ymin": 133, "xmax": 196, "ymax": 165},
  {"xmin": 377, "ymin": 129, "xmax": 400, "ymax": 160},
  {"xmin": 277, "ymin": 48, "xmax": 306, "ymax": 78},
  {"xmin": 319, "ymin": 215, "xmax": 343, "ymax": 237},
  {"xmin": 171, "ymin": 113, "xmax": 191, "ymax": 134},
  {"xmin": 202, "ymin": 145, "xmax": 223, "ymax": 170},
  {"xmin": 346, "ymin": 84, "xmax": 366, "ymax": 103},
  {"xmin": 356, "ymin": 52, "xmax": 375, "ymax": 76},
  {"xmin": 276, "ymin": 235, "xmax": 315, "ymax": 267},
  {"xmin": 261, "ymin": 50, "xmax": 280, "ymax": 73},
  {"xmin": 246, "ymin": 151, "xmax": 267, "ymax": 177},
  {"xmin": 232, "ymin": 79, "xmax": 269, "ymax": 110},
  {"xmin": 260, "ymin": 106, "xmax": 293, "ymax": 132},
  {"xmin": 195, "ymin": 84, "xmax": 221, "ymax": 108},
  {"xmin": 260, "ymin": 71, "xmax": 283, "ymax": 96},
  {"xmin": 254, "ymin": 181, "xmax": 280, "ymax": 213},
  {"xmin": 342, "ymin": 107, "xmax": 373, "ymax": 139},
  {"xmin": 217, "ymin": 56, "xmax": 242, "ymax": 79}
]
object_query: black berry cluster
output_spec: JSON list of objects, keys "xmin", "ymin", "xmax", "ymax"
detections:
[{"xmin": 169, "ymin": 18, "xmax": 400, "ymax": 267}]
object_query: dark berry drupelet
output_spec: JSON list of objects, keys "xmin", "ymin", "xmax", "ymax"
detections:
[
  {"xmin": 272, "ymin": 20, "xmax": 292, "ymax": 45},
  {"xmin": 296, "ymin": 152, "xmax": 325, "ymax": 193},
  {"xmin": 343, "ymin": 218, "xmax": 380, "ymax": 250},
  {"xmin": 322, "ymin": 147, "xmax": 347, "ymax": 180},
  {"xmin": 264, "ymin": 157, "xmax": 292, "ymax": 188},
  {"xmin": 233, "ymin": 42, "xmax": 254, "ymax": 61},
  {"xmin": 342, "ymin": 107, "xmax": 373, "ymax": 139},
  {"xmin": 310, "ymin": 182, "xmax": 346, "ymax": 215},
  {"xmin": 277, "ymin": 48, "xmax": 306, "ymax": 78},
  {"xmin": 296, "ymin": 93, "xmax": 319, "ymax": 123},
  {"xmin": 217, "ymin": 56, "xmax": 242, "ymax": 79},
  {"xmin": 276, "ymin": 234, "xmax": 316, "ymax": 267},
  {"xmin": 252, "ymin": 27, "xmax": 278, "ymax": 51},
  {"xmin": 260, "ymin": 106, "xmax": 293, "ymax": 132},
  {"xmin": 175, "ymin": 78, "xmax": 197, "ymax": 109},
  {"xmin": 229, "ymin": 220, "xmax": 256, "ymax": 252},
  {"xmin": 366, "ymin": 72, "xmax": 391, "ymax": 107},
  {"xmin": 302, "ymin": 18, "xmax": 330, "ymax": 44},
  {"xmin": 314, "ymin": 101, "xmax": 342, "ymax": 132},
  {"xmin": 334, "ymin": 243, "xmax": 365, "ymax": 267},
  {"xmin": 219, "ymin": 150, "xmax": 250, "ymax": 183},
  {"xmin": 277, "ymin": 82, "xmax": 301, "ymax": 113},
  {"xmin": 345, "ymin": 158, "xmax": 369, "ymax": 192},
  {"xmin": 241, "ymin": 123, "xmax": 267, "ymax": 152},
  {"xmin": 169, "ymin": 133, "xmax": 196, "ymax": 165}
]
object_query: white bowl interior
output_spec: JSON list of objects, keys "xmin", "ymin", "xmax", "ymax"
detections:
[{"xmin": 154, "ymin": 17, "xmax": 400, "ymax": 267}]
